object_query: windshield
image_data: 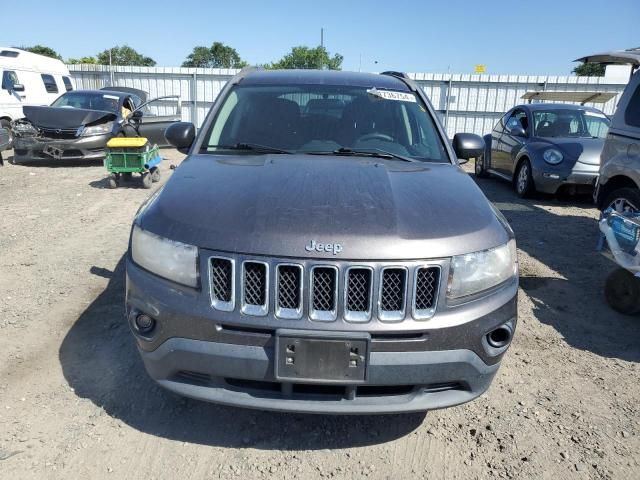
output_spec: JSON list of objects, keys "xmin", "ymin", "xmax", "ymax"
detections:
[
  {"xmin": 201, "ymin": 84, "xmax": 449, "ymax": 162},
  {"xmin": 51, "ymin": 92, "xmax": 121, "ymax": 113},
  {"xmin": 533, "ymin": 109, "xmax": 610, "ymax": 138}
]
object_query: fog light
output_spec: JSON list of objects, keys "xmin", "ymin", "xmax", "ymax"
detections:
[
  {"xmin": 543, "ymin": 173, "xmax": 561, "ymax": 180},
  {"xmin": 134, "ymin": 313, "xmax": 155, "ymax": 334}
]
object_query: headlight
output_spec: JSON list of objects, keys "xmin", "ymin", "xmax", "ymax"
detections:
[
  {"xmin": 447, "ymin": 239, "xmax": 517, "ymax": 299},
  {"xmin": 131, "ymin": 225, "xmax": 199, "ymax": 287},
  {"xmin": 81, "ymin": 121, "xmax": 113, "ymax": 136},
  {"xmin": 543, "ymin": 148, "xmax": 563, "ymax": 165}
]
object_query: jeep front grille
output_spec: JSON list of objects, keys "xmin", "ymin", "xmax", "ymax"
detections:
[
  {"xmin": 208, "ymin": 255, "xmax": 441, "ymax": 322},
  {"xmin": 242, "ymin": 261, "xmax": 268, "ymax": 316}
]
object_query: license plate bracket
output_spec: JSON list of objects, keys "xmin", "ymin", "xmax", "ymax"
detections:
[{"xmin": 275, "ymin": 330, "xmax": 369, "ymax": 384}]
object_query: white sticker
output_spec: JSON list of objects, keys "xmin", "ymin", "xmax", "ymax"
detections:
[
  {"xmin": 366, "ymin": 87, "xmax": 416, "ymax": 103},
  {"xmin": 584, "ymin": 110, "xmax": 607, "ymax": 118},
  {"xmin": 102, "ymin": 94, "xmax": 120, "ymax": 100}
]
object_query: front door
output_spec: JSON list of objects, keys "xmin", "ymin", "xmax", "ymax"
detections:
[
  {"xmin": 135, "ymin": 96, "xmax": 182, "ymax": 147},
  {"xmin": 496, "ymin": 109, "xmax": 529, "ymax": 176}
]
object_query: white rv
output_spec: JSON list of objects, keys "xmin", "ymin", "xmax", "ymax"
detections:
[{"xmin": 0, "ymin": 47, "xmax": 74, "ymax": 139}]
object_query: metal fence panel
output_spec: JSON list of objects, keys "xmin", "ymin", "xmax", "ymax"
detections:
[{"xmin": 68, "ymin": 65, "xmax": 628, "ymax": 137}]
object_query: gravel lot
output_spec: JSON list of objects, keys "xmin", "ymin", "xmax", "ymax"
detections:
[{"xmin": 0, "ymin": 149, "xmax": 638, "ymax": 479}]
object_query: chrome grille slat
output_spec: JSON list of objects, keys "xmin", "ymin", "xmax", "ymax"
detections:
[
  {"xmin": 413, "ymin": 266, "xmax": 440, "ymax": 319},
  {"xmin": 241, "ymin": 261, "xmax": 269, "ymax": 316},
  {"xmin": 209, "ymin": 257, "xmax": 234, "ymax": 311},
  {"xmin": 344, "ymin": 267, "xmax": 373, "ymax": 323},
  {"xmin": 276, "ymin": 264, "xmax": 303, "ymax": 319},
  {"xmin": 310, "ymin": 266, "xmax": 338, "ymax": 321},
  {"xmin": 378, "ymin": 267, "xmax": 408, "ymax": 322}
]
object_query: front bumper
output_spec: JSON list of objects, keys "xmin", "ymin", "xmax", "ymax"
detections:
[
  {"xmin": 13, "ymin": 133, "xmax": 110, "ymax": 161},
  {"xmin": 533, "ymin": 161, "xmax": 599, "ymax": 194},
  {"xmin": 126, "ymin": 258, "xmax": 517, "ymax": 414}
]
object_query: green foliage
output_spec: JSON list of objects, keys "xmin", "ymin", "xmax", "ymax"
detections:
[
  {"xmin": 268, "ymin": 46, "xmax": 343, "ymax": 70},
  {"xmin": 182, "ymin": 42, "xmax": 248, "ymax": 68},
  {"xmin": 572, "ymin": 63, "xmax": 605, "ymax": 77},
  {"xmin": 22, "ymin": 45, "xmax": 62, "ymax": 60},
  {"xmin": 96, "ymin": 46, "xmax": 156, "ymax": 66},
  {"xmin": 66, "ymin": 56, "xmax": 97, "ymax": 65}
]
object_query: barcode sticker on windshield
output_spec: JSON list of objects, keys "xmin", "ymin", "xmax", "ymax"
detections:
[
  {"xmin": 102, "ymin": 94, "xmax": 120, "ymax": 100},
  {"xmin": 367, "ymin": 87, "xmax": 416, "ymax": 103},
  {"xmin": 584, "ymin": 111, "xmax": 607, "ymax": 118}
]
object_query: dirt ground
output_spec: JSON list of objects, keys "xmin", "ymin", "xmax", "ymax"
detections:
[{"xmin": 0, "ymin": 149, "xmax": 638, "ymax": 480}]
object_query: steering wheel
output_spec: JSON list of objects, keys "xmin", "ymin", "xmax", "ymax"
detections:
[{"xmin": 356, "ymin": 133, "xmax": 394, "ymax": 143}]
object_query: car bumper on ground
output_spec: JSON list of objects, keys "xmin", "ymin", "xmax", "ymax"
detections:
[
  {"xmin": 125, "ymin": 258, "xmax": 517, "ymax": 414},
  {"xmin": 13, "ymin": 133, "xmax": 111, "ymax": 162},
  {"xmin": 533, "ymin": 162, "xmax": 600, "ymax": 194}
]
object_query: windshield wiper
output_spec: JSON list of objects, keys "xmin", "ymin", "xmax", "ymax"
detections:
[
  {"xmin": 204, "ymin": 142, "xmax": 293, "ymax": 154},
  {"xmin": 307, "ymin": 147, "xmax": 417, "ymax": 163}
]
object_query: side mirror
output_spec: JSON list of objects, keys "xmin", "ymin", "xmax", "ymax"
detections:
[
  {"xmin": 452, "ymin": 133, "xmax": 485, "ymax": 163},
  {"xmin": 509, "ymin": 126, "xmax": 526, "ymax": 137},
  {"xmin": 165, "ymin": 122, "xmax": 195, "ymax": 153},
  {"xmin": 11, "ymin": 83, "xmax": 24, "ymax": 92},
  {"xmin": 131, "ymin": 109, "xmax": 144, "ymax": 121}
]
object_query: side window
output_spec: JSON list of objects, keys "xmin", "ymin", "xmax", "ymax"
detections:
[
  {"xmin": 41, "ymin": 74, "xmax": 58, "ymax": 94},
  {"xmin": 2, "ymin": 70, "xmax": 19, "ymax": 90},
  {"xmin": 495, "ymin": 111, "xmax": 511, "ymax": 133},
  {"xmin": 505, "ymin": 110, "xmax": 528, "ymax": 132},
  {"xmin": 624, "ymin": 84, "xmax": 640, "ymax": 128},
  {"xmin": 62, "ymin": 76, "xmax": 73, "ymax": 92}
]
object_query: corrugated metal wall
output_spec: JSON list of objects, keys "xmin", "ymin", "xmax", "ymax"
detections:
[{"xmin": 68, "ymin": 65, "xmax": 628, "ymax": 137}]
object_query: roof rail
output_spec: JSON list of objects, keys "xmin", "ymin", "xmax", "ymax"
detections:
[{"xmin": 380, "ymin": 71, "xmax": 409, "ymax": 79}]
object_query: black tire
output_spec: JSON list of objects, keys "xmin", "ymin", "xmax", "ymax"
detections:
[
  {"xmin": 605, "ymin": 268, "xmax": 640, "ymax": 315},
  {"xmin": 0, "ymin": 119, "xmax": 13, "ymax": 149},
  {"xmin": 514, "ymin": 159, "xmax": 535, "ymax": 198},
  {"xmin": 474, "ymin": 155, "xmax": 489, "ymax": 178},
  {"xmin": 107, "ymin": 174, "xmax": 118, "ymax": 189},
  {"xmin": 141, "ymin": 172, "xmax": 153, "ymax": 189},
  {"xmin": 150, "ymin": 167, "xmax": 161, "ymax": 183},
  {"xmin": 602, "ymin": 187, "xmax": 640, "ymax": 214}
]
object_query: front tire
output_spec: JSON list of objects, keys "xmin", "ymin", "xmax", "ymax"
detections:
[
  {"xmin": 605, "ymin": 268, "xmax": 640, "ymax": 315},
  {"xmin": 603, "ymin": 187, "xmax": 640, "ymax": 214},
  {"xmin": 514, "ymin": 159, "xmax": 535, "ymax": 198},
  {"xmin": 141, "ymin": 172, "xmax": 153, "ymax": 189},
  {"xmin": 0, "ymin": 119, "xmax": 13, "ymax": 149}
]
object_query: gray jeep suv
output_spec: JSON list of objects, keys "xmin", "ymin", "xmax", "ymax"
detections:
[{"xmin": 126, "ymin": 69, "xmax": 518, "ymax": 414}]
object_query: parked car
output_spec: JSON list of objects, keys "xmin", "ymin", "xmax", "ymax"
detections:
[
  {"xmin": 1, "ymin": 47, "xmax": 74, "ymax": 146},
  {"xmin": 584, "ymin": 49, "xmax": 640, "ymax": 213},
  {"xmin": 478, "ymin": 103, "xmax": 610, "ymax": 197},
  {"xmin": 126, "ymin": 69, "xmax": 519, "ymax": 414},
  {"xmin": 11, "ymin": 88, "xmax": 180, "ymax": 163}
]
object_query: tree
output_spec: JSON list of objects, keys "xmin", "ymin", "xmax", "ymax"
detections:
[
  {"xmin": 182, "ymin": 42, "xmax": 248, "ymax": 68},
  {"xmin": 268, "ymin": 46, "xmax": 343, "ymax": 70},
  {"xmin": 22, "ymin": 45, "xmax": 62, "ymax": 60},
  {"xmin": 96, "ymin": 45, "xmax": 156, "ymax": 66},
  {"xmin": 573, "ymin": 63, "xmax": 605, "ymax": 77},
  {"xmin": 67, "ymin": 56, "xmax": 97, "ymax": 65}
]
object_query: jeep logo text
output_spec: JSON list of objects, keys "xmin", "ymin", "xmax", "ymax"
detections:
[{"xmin": 305, "ymin": 239, "xmax": 343, "ymax": 255}]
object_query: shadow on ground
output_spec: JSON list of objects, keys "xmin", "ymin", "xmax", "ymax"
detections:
[
  {"xmin": 473, "ymin": 172, "xmax": 640, "ymax": 363},
  {"xmin": 59, "ymin": 257, "xmax": 425, "ymax": 449}
]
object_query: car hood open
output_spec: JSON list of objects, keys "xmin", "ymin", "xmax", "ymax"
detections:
[
  {"xmin": 137, "ymin": 154, "xmax": 511, "ymax": 260},
  {"xmin": 22, "ymin": 106, "xmax": 117, "ymax": 129}
]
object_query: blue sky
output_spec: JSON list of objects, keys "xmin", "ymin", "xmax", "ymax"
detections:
[{"xmin": 2, "ymin": 0, "xmax": 638, "ymax": 74}]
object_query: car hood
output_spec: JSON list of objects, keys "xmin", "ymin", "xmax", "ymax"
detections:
[
  {"xmin": 22, "ymin": 106, "xmax": 117, "ymax": 129},
  {"xmin": 534, "ymin": 136, "xmax": 604, "ymax": 165},
  {"xmin": 137, "ymin": 154, "xmax": 511, "ymax": 260}
]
